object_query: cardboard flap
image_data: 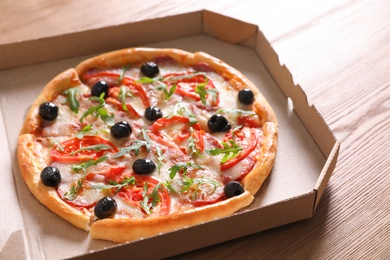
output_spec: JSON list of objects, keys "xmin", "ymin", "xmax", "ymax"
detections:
[
  {"xmin": 0, "ymin": 11, "xmax": 203, "ymax": 70},
  {"xmin": 203, "ymin": 10, "xmax": 257, "ymax": 44},
  {"xmin": 0, "ymin": 230, "xmax": 27, "ymax": 260},
  {"xmin": 314, "ymin": 141, "xmax": 340, "ymax": 211}
]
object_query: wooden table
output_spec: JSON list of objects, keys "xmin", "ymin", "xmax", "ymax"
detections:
[{"xmin": 1, "ymin": 0, "xmax": 389, "ymax": 259}]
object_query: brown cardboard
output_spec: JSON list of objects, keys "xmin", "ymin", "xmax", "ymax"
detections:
[{"xmin": 0, "ymin": 10, "xmax": 339, "ymax": 259}]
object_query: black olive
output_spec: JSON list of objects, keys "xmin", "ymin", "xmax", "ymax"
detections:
[
  {"xmin": 111, "ymin": 121, "xmax": 132, "ymax": 139},
  {"xmin": 207, "ymin": 114, "xmax": 231, "ymax": 132},
  {"xmin": 238, "ymin": 89, "xmax": 254, "ymax": 105},
  {"xmin": 132, "ymin": 158, "xmax": 156, "ymax": 175},
  {"xmin": 224, "ymin": 181, "xmax": 245, "ymax": 198},
  {"xmin": 40, "ymin": 166, "xmax": 61, "ymax": 187},
  {"xmin": 140, "ymin": 62, "xmax": 159, "ymax": 78},
  {"xmin": 39, "ymin": 102, "xmax": 58, "ymax": 121},
  {"xmin": 94, "ymin": 197, "xmax": 117, "ymax": 219},
  {"xmin": 91, "ymin": 81, "xmax": 109, "ymax": 98},
  {"xmin": 144, "ymin": 106, "xmax": 163, "ymax": 121}
]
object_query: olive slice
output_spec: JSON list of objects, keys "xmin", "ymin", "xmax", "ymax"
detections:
[
  {"xmin": 132, "ymin": 158, "xmax": 156, "ymax": 175},
  {"xmin": 40, "ymin": 166, "xmax": 61, "ymax": 187},
  {"xmin": 111, "ymin": 121, "xmax": 132, "ymax": 139},
  {"xmin": 91, "ymin": 81, "xmax": 109, "ymax": 98},
  {"xmin": 207, "ymin": 114, "xmax": 231, "ymax": 132},
  {"xmin": 140, "ymin": 62, "xmax": 159, "ymax": 78},
  {"xmin": 39, "ymin": 102, "xmax": 58, "ymax": 121},
  {"xmin": 144, "ymin": 106, "xmax": 163, "ymax": 121},
  {"xmin": 238, "ymin": 89, "xmax": 254, "ymax": 105},
  {"xmin": 94, "ymin": 197, "xmax": 117, "ymax": 219},
  {"xmin": 224, "ymin": 181, "xmax": 245, "ymax": 198}
]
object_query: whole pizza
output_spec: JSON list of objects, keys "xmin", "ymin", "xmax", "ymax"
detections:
[{"xmin": 17, "ymin": 48, "xmax": 278, "ymax": 243}]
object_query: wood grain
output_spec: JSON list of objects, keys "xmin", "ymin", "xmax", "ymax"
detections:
[{"xmin": 1, "ymin": 0, "xmax": 389, "ymax": 259}]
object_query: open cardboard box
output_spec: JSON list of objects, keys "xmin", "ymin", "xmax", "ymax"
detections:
[{"xmin": 0, "ymin": 10, "xmax": 339, "ymax": 260}]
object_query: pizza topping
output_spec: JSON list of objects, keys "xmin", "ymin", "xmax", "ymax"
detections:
[
  {"xmin": 51, "ymin": 136, "xmax": 118, "ymax": 163},
  {"xmin": 40, "ymin": 166, "xmax": 61, "ymax": 187},
  {"xmin": 207, "ymin": 114, "xmax": 231, "ymax": 132},
  {"xmin": 91, "ymin": 81, "xmax": 109, "ymax": 98},
  {"xmin": 63, "ymin": 88, "xmax": 80, "ymax": 114},
  {"xmin": 132, "ymin": 158, "xmax": 156, "ymax": 175},
  {"xmin": 80, "ymin": 94, "xmax": 115, "ymax": 126},
  {"xmin": 117, "ymin": 176, "xmax": 170, "ymax": 215},
  {"xmin": 39, "ymin": 102, "xmax": 59, "ymax": 121},
  {"xmin": 224, "ymin": 181, "xmax": 245, "ymax": 198},
  {"xmin": 209, "ymin": 139, "xmax": 242, "ymax": 164},
  {"xmin": 110, "ymin": 121, "xmax": 132, "ymax": 139},
  {"xmin": 144, "ymin": 106, "xmax": 163, "ymax": 121},
  {"xmin": 238, "ymin": 89, "xmax": 254, "ymax": 104},
  {"xmin": 141, "ymin": 62, "xmax": 160, "ymax": 78},
  {"xmin": 94, "ymin": 197, "xmax": 117, "ymax": 219}
]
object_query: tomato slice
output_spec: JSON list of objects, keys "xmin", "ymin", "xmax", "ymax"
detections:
[
  {"xmin": 163, "ymin": 72, "xmax": 219, "ymax": 107},
  {"xmin": 51, "ymin": 136, "xmax": 119, "ymax": 163},
  {"xmin": 117, "ymin": 175, "xmax": 171, "ymax": 216},
  {"xmin": 83, "ymin": 71, "xmax": 150, "ymax": 108},
  {"xmin": 149, "ymin": 115, "xmax": 202, "ymax": 133},
  {"xmin": 106, "ymin": 97, "xmax": 141, "ymax": 119},
  {"xmin": 220, "ymin": 128, "xmax": 259, "ymax": 171},
  {"xmin": 237, "ymin": 115, "xmax": 262, "ymax": 128}
]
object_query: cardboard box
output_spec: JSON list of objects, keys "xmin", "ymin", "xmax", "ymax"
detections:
[{"xmin": 0, "ymin": 10, "xmax": 339, "ymax": 259}]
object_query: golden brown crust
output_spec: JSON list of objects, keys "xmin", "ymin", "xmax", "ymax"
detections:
[
  {"xmin": 17, "ymin": 134, "xmax": 91, "ymax": 230},
  {"xmin": 18, "ymin": 47, "xmax": 278, "ymax": 243},
  {"xmin": 90, "ymin": 191, "xmax": 253, "ymax": 243},
  {"xmin": 19, "ymin": 68, "xmax": 82, "ymax": 135}
]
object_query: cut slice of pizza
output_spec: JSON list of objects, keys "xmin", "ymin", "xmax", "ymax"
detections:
[{"xmin": 17, "ymin": 48, "xmax": 278, "ymax": 243}]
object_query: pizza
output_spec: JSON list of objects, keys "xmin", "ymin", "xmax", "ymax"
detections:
[{"xmin": 17, "ymin": 47, "xmax": 278, "ymax": 243}]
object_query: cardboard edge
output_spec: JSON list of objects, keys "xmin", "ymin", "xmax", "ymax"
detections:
[
  {"xmin": 0, "ymin": 11, "xmax": 204, "ymax": 70},
  {"xmin": 313, "ymin": 141, "xmax": 340, "ymax": 211},
  {"xmin": 202, "ymin": 10, "xmax": 258, "ymax": 44},
  {"xmin": 68, "ymin": 192, "xmax": 316, "ymax": 260},
  {"xmin": 253, "ymin": 28, "xmax": 339, "ymax": 158}
]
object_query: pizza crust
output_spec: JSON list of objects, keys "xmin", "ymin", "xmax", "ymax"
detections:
[
  {"xmin": 17, "ymin": 47, "xmax": 278, "ymax": 243},
  {"xmin": 17, "ymin": 134, "xmax": 91, "ymax": 230},
  {"xmin": 90, "ymin": 191, "xmax": 253, "ymax": 243},
  {"xmin": 20, "ymin": 68, "xmax": 82, "ymax": 136}
]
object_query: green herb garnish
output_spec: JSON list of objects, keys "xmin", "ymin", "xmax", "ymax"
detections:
[
  {"xmin": 140, "ymin": 182, "xmax": 162, "ymax": 214},
  {"xmin": 165, "ymin": 103, "xmax": 198, "ymax": 124},
  {"xmin": 209, "ymin": 140, "xmax": 242, "ymax": 163},
  {"xmin": 71, "ymin": 156, "xmax": 107, "ymax": 173},
  {"xmin": 70, "ymin": 144, "xmax": 113, "ymax": 155},
  {"xmin": 168, "ymin": 162, "xmax": 202, "ymax": 179},
  {"xmin": 91, "ymin": 176, "xmax": 136, "ymax": 195},
  {"xmin": 113, "ymin": 129, "xmax": 151, "ymax": 158},
  {"xmin": 63, "ymin": 176, "xmax": 85, "ymax": 201},
  {"xmin": 80, "ymin": 93, "xmax": 114, "ymax": 126},
  {"xmin": 63, "ymin": 88, "xmax": 80, "ymax": 114}
]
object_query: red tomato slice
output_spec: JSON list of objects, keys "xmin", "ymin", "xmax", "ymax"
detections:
[
  {"xmin": 220, "ymin": 128, "xmax": 259, "ymax": 171},
  {"xmin": 237, "ymin": 115, "xmax": 262, "ymax": 128},
  {"xmin": 106, "ymin": 97, "xmax": 141, "ymax": 119},
  {"xmin": 83, "ymin": 71, "xmax": 150, "ymax": 107},
  {"xmin": 149, "ymin": 115, "xmax": 202, "ymax": 133},
  {"xmin": 163, "ymin": 72, "xmax": 219, "ymax": 107},
  {"xmin": 117, "ymin": 176, "xmax": 171, "ymax": 216},
  {"xmin": 51, "ymin": 136, "xmax": 119, "ymax": 163}
]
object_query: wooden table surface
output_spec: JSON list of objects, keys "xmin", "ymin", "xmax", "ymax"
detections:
[{"xmin": 1, "ymin": 0, "xmax": 389, "ymax": 259}]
